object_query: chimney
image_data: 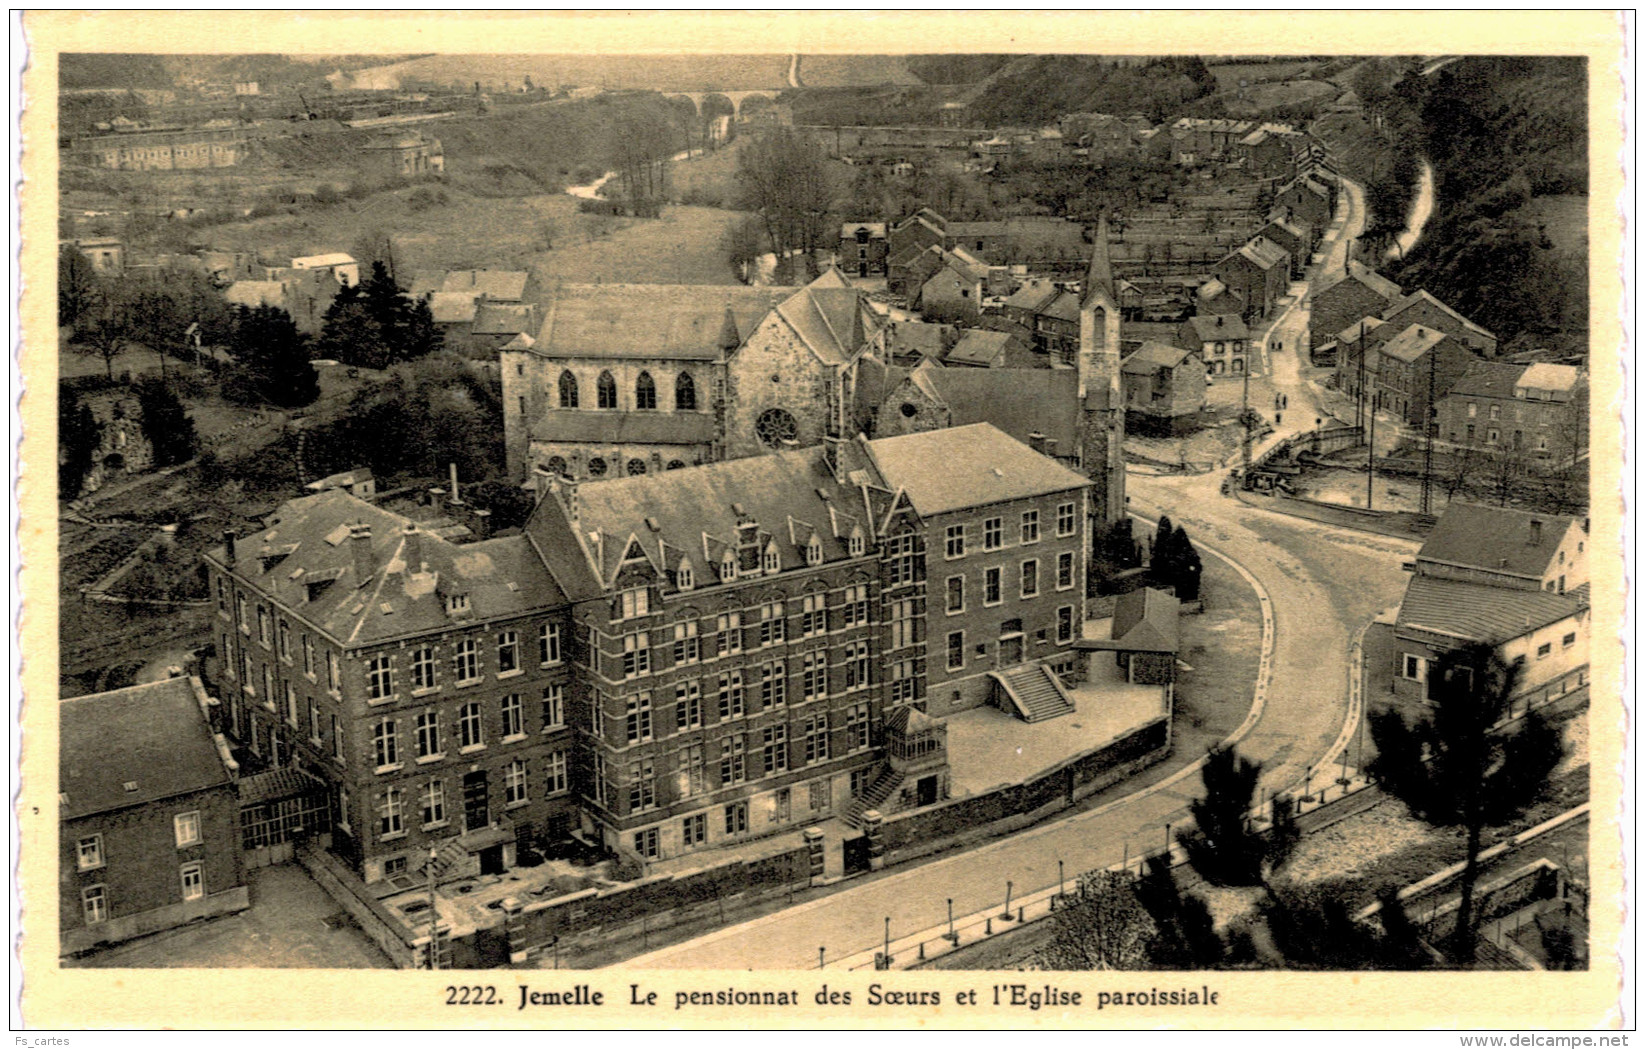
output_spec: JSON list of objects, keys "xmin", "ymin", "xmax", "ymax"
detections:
[
  {"xmin": 349, "ymin": 523, "xmax": 374, "ymax": 584},
  {"xmin": 401, "ymin": 523, "xmax": 423, "ymax": 573},
  {"xmin": 223, "ymin": 528, "xmax": 238, "ymax": 568},
  {"xmin": 1027, "ymin": 431, "xmax": 1048, "ymax": 455},
  {"xmin": 448, "ymin": 463, "xmax": 463, "ymax": 506},
  {"xmin": 472, "ymin": 507, "xmax": 491, "ymax": 540},
  {"xmin": 1529, "ymin": 519, "xmax": 1542, "ymax": 546}
]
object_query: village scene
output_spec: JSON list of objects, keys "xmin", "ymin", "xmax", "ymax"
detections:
[{"xmin": 55, "ymin": 50, "xmax": 1592, "ymax": 975}]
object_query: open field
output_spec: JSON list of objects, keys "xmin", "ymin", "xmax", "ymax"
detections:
[{"xmin": 1206, "ymin": 60, "xmax": 1324, "ymax": 93}]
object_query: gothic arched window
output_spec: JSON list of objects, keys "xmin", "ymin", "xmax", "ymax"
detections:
[
  {"xmin": 558, "ymin": 371, "xmax": 579, "ymax": 408},
  {"xmin": 675, "ymin": 371, "xmax": 697, "ymax": 411},
  {"xmin": 597, "ymin": 370, "xmax": 617, "ymax": 409},
  {"xmin": 635, "ymin": 371, "xmax": 657, "ymax": 410}
]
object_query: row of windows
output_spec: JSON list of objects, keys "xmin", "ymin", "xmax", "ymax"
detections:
[
  {"xmin": 74, "ymin": 812, "xmax": 201, "ymax": 873},
  {"xmin": 632, "ymin": 779, "xmax": 835, "ymax": 859},
  {"xmin": 554, "ymin": 369, "xmax": 699, "ymax": 412},
  {"xmin": 363, "ymin": 624, "xmax": 563, "ymax": 701},
  {"xmin": 222, "ymin": 639, "xmax": 350, "ymax": 766},
  {"xmin": 373, "ymin": 754, "xmax": 570, "ymax": 840},
  {"xmin": 611, "ymin": 591, "xmax": 875, "ymax": 680},
  {"xmin": 946, "ymin": 609, "xmax": 1076, "ymax": 670},
  {"xmin": 80, "ymin": 863, "xmax": 206, "ymax": 924},
  {"xmin": 610, "ymin": 653, "xmax": 872, "ymax": 745},
  {"xmin": 370, "ymin": 685, "xmax": 567, "ymax": 770},
  {"xmin": 943, "ymin": 555, "xmax": 1076, "ymax": 613},
  {"xmin": 942, "ymin": 505, "xmax": 1075, "ymax": 559},
  {"xmin": 598, "ymin": 704, "xmax": 871, "ymax": 816}
]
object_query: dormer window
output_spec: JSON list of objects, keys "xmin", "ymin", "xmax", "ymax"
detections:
[
  {"xmin": 443, "ymin": 593, "xmax": 471, "ymax": 618},
  {"xmin": 720, "ymin": 554, "xmax": 737, "ymax": 582},
  {"xmin": 762, "ymin": 541, "xmax": 782, "ymax": 575},
  {"xmin": 848, "ymin": 528, "xmax": 865, "ymax": 557},
  {"xmin": 806, "ymin": 536, "xmax": 823, "ymax": 567},
  {"xmin": 676, "ymin": 560, "xmax": 695, "ymax": 592}
]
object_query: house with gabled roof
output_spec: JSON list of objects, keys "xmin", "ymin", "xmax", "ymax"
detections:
[
  {"xmin": 1310, "ymin": 261, "xmax": 1402, "ymax": 363},
  {"xmin": 1120, "ymin": 340, "xmax": 1206, "ymax": 436},
  {"xmin": 1435, "ymin": 361, "xmax": 1588, "ymax": 464},
  {"xmin": 1213, "ymin": 236, "xmax": 1290, "ymax": 322},
  {"xmin": 1370, "ymin": 322, "xmax": 1477, "ymax": 426},
  {"xmin": 1381, "ymin": 289, "xmax": 1499, "ymax": 357},
  {"xmin": 1389, "ymin": 503, "xmax": 1589, "ymax": 703}
]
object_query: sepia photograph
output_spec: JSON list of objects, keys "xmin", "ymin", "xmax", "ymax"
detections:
[{"xmin": 16, "ymin": 9, "xmax": 1630, "ymax": 1032}]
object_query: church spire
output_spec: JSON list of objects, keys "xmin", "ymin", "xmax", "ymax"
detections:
[{"xmin": 1081, "ymin": 213, "xmax": 1115, "ymax": 309}]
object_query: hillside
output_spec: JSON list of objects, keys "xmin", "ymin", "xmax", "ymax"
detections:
[
  {"xmin": 348, "ymin": 53, "xmax": 794, "ymax": 93},
  {"xmin": 961, "ymin": 55, "xmax": 1219, "ymax": 126}
]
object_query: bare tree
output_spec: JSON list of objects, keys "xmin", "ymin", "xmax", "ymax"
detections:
[
  {"xmin": 737, "ymin": 127, "xmax": 836, "ymax": 283},
  {"xmin": 1042, "ymin": 869, "xmax": 1156, "ymax": 970}
]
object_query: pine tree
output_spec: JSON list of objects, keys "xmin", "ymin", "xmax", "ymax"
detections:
[
  {"xmin": 1263, "ymin": 882, "xmax": 1430, "ymax": 970},
  {"xmin": 1172, "ymin": 524, "xmax": 1204, "ymax": 601},
  {"xmin": 230, "ymin": 305, "xmax": 320, "ymax": 408},
  {"xmin": 1178, "ymin": 745, "xmax": 1298, "ymax": 889},
  {"xmin": 58, "ymin": 392, "xmax": 98, "ymax": 499},
  {"xmin": 133, "ymin": 377, "xmax": 196, "ymax": 467},
  {"xmin": 1133, "ymin": 853, "xmax": 1226, "ymax": 968},
  {"xmin": 59, "ymin": 244, "xmax": 101, "ymax": 329},
  {"xmin": 1367, "ymin": 642, "xmax": 1564, "ymax": 963},
  {"xmin": 315, "ymin": 283, "xmax": 386, "ymax": 369},
  {"xmin": 1151, "ymin": 514, "xmax": 1176, "ymax": 585}
]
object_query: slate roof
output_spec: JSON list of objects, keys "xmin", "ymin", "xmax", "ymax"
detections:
[
  {"xmin": 413, "ymin": 269, "xmax": 530, "ymax": 302},
  {"xmin": 1122, "ymin": 340, "xmax": 1196, "ymax": 374},
  {"xmin": 1518, "ymin": 363, "xmax": 1581, "ymax": 397},
  {"xmin": 946, "ymin": 329, "xmax": 1014, "ymax": 366},
  {"xmin": 1337, "ymin": 315, "xmax": 1385, "ymax": 344},
  {"xmin": 1226, "ymin": 236, "xmax": 1289, "ymax": 272},
  {"xmin": 1417, "ymin": 502, "xmax": 1580, "ymax": 579},
  {"xmin": 60, "ymin": 677, "xmax": 232, "ymax": 821},
  {"xmin": 881, "ymin": 362, "xmax": 1083, "ymax": 453},
  {"xmin": 1314, "ymin": 261, "xmax": 1401, "ymax": 302},
  {"xmin": 1376, "ymin": 323, "xmax": 1448, "ymax": 364},
  {"xmin": 770, "ymin": 270, "xmax": 880, "ymax": 367},
  {"xmin": 1183, "ymin": 313, "xmax": 1250, "ymax": 342},
  {"xmin": 1396, "ymin": 575, "xmax": 1587, "ymax": 644},
  {"xmin": 1382, "ymin": 290, "xmax": 1496, "ymax": 342},
  {"xmin": 1041, "ymin": 290, "xmax": 1083, "ymax": 324},
  {"xmin": 472, "ymin": 302, "xmax": 538, "ymax": 336},
  {"xmin": 864, "ymin": 422, "xmax": 1089, "ymax": 517},
  {"xmin": 884, "ymin": 321, "xmax": 954, "ymax": 362},
  {"xmin": 527, "ymin": 445, "xmax": 873, "ymax": 596},
  {"xmin": 1446, "ymin": 360, "xmax": 1528, "ymax": 400},
  {"xmin": 237, "ymin": 766, "xmax": 327, "ymax": 806},
  {"xmin": 1002, "ymin": 279, "xmax": 1062, "ymax": 314},
  {"xmin": 529, "ymin": 409, "xmax": 716, "ymax": 446},
  {"xmin": 428, "ymin": 291, "xmax": 479, "ymax": 324},
  {"xmin": 1109, "ymin": 587, "xmax": 1180, "ymax": 652},
  {"xmin": 204, "ymin": 489, "xmax": 566, "ymax": 648},
  {"xmin": 534, "ymin": 284, "xmax": 795, "ymax": 361}
]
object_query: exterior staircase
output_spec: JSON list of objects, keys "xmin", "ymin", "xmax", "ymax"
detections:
[
  {"xmin": 990, "ymin": 663, "xmax": 1077, "ymax": 723},
  {"xmin": 842, "ymin": 765, "xmax": 905, "ymax": 829},
  {"xmin": 422, "ymin": 838, "xmax": 469, "ymax": 881}
]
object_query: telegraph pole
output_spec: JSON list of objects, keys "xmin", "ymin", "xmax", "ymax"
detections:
[
  {"xmin": 1365, "ymin": 365, "xmax": 1377, "ymax": 512},
  {"xmin": 1240, "ymin": 361, "xmax": 1252, "ymax": 476}
]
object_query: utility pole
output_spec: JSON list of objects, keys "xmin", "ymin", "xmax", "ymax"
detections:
[
  {"xmin": 1240, "ymin": 361, "xmax": 1252, "ymax": 476},
  {"xmin": 1354, "ymin": 321, "xmax": 1367, "ymax": 432},
  {"xmin": 1365, "ymin": 360, "xmax": 1377, "ymax": 512},
  {"xmin": 1420, "ymin": 341, "xmax": 1437, "ymax": 515}
]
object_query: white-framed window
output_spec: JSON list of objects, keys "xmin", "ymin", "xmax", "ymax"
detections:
[
  {"xmin": 719, "ymin": 552, "xmax": 738, "ymax": 582},
  {"xmin": 803, "ymin": 713, "xmax": 830, "ymax": 764},
  {"xmin": 372, "ymin": 718, "xmax": 400, "ymax": 769},
  {"xmin": 984, "ymin": 567, "xmax": 1003, "ymax": 606},
  {"xmin": 174, "ymin": 811, "xmax": 201, "ymax": 848},
  {"xmin": 458, "ymin": 702, "xmax": 484, "ymax": 749},
  {"xmin": 947, "ymin": 630, "xmax": 965, "ymax": 670},
  {"xmin": 887, "ymin": 535, "xmax": 919, "ymax": 586},
  {"xmin": 677, "ymin": 561, "xmax": 695, "ymax": 591},
  {"xmin": 983, "ymin": 517, "xmax": 1003, "ymax": 551},
  {"xmin": 277, "ymin": 619, "xmax": 292, "ymax": 663},
  {"xmin": 1021, "ymin": 559, "xmax": 1040, "ymax": 598},
  {"xmin": 673, "ymin": 621, "xmax": 701, "ymax": 665},
  {"xmin": 848, "ymin": 530, "xmax": 865, "ymax": 558},
  {"xmin": 759, "ymin": 602, "xmax": 786, "ymax": 646},
  {"xmin": 1400, "ymin": 654, "xmax": 1426, "ymax": 682},
  {"xmin": 846, "ymin": 703, "xmax": 871, "ymax": 752},
  {"xmin": 761, "ymin": 723, "xmax": 788, "ymax": 774},
  {"xmin": 718, "ymin": 671, "xmax": 745, "ymax": 720},
  {"xmin": 257, "ymin": 605, "xmax": 272, "ymax": 647},
  {"xmin": 1058, "ymin": 551, "xmax": 1076, "ymax": 590},
  {"xmin": 541, "ymin": 684, "xmax": 565, "ymax": 730},
  {"xmin": 720, "ymin": 735, "xmax": 746, "ymax": 785},
  {"xmin": 682, "ymin": 812, "xmax": 707, "ymax": 848},
  {"xmin": 326, "ymin": 651, "xmax": 341, "ymax": 693},
  {"xmin": 675, "ymin": 680, "xmax": 703, "ymax": 730},
  {"xmin": 421, "ymin": 779, "xmax": 446, "ymax": 827},
  {"xmin": 180, "ymin": 862, "xmax": 204, "ymax": 901},
  {"xmin": 454, "ymin": 638, "xmax": 480, "ymax": 683},
  {"xmin": 1021, "ymin": 510, "xmax": 1040, "ymax": 545},
  {"xmin": 841, "ymin": 585, "xmax": 870, "ymax": 627},
  {"xmin": 302, "ymin": 634, "xmax": 316, "ymax": 678},
  {"xmin": 332, "ymin": 715, "xmax": 345, "ymax": 762},
  {"xmin": 622, "ymin": 632, "xmax": 651, "ymax": 678},
  {"xmin": 890, "ymin": 660, "xmax": 918, "ymax": 704},
  {"xmin": 1057, "ymin": 605, "xmax": 1074, "ymax": 643},
  {"xmin": 76, "ymin": 835, "xmax": 104, "ymax": 871},
  {"xmin": 724, "ymin": 801, "xmax": 748, "ymax": 835},
  {"xmin": 679, "ymin": 743, "xmax": 707, "ymax": 798},
  {"xmin": 365, "ymin": 655, "xmax": 393, "ymax": 700},
  {"xmin": 758, "ymin": 662, "xmax": 786, "ymax": 709},
  {"xmin": 628, "ymin": 758, "xmax": 656, "ymax": 812},
  {"xmin": 284, "ymin": 682, "xmax": 299, "ymax": 726},
  {"xmin": 501, "ymin": 693, "xmax": 524, "ymax": 738},
  {"xmin": 82, "ymin": 885, "xmax": 108, "ymax": 925},
  {"xmin": 411, "ymin": 647, "xmax": 436, "ymax": 692},
  {"xmin": 1536, "ymin": 642, "xmax": 1552, "ymax": 659},
  {"xmin": 415, "ymin": 710, "xmax": 441, "ymax": 758},
  {"xmin": 946, "ymin": 574, "xmax": 965, "ymax": 614},
  {"xmin": 539, "ymin": 622, "xmax": 562, "ymax": 666},
  {"xmin": 1056, "ymin": 502, "xmax": 1077, "ymax": 537},
  {"xmin": 844, "ymin": 641, "xmax": 870, "ymax": 691},
  {"xmin": 377, "ymin": 789, "xmax": 404, "ymax": 838},
  {"xmin": 801, "ymin": 595, "xmax": 826, "ymax": 638},
  {"xmin": 634, "ymin": 827, "xmax": 660, "ymax": 859},
  {"xmin": 626, "ymin": 692, "xmax": 653, "ymax": 743},
  {"xmin": 505, "ymin": 760, "xmax": 529, "ymax": 806},
  {"xmin": 801, "ymin": 651, "xmax": 828, "ymax": 701},
  {"xmin": 620, "ymin": 586, "xmax": 650, "ymax": 621},
  {"xmin": 545, "ymin": 750, "xmax": 569, "ymax": 796},
  {"xmin": 496, "ymin": 630, "xmax": 520, "ymax": 675},
  {"xmin": 715, "ymin": 611, "xmax": 743, "ymax": 656},
  {"xmin": 890, "ymin": 598, "xmax": 917, "ymax": 649},
  {"xmin": 1563, "ymin": 631, "xmax": 1578, "ymax": 648},
  {"xmin": 762, "ymin": 542, "xmax": 782, "ymax": 575},
  {"xmin": 945, "ymin": 523, "xmax": 966, "ymax": 559}
]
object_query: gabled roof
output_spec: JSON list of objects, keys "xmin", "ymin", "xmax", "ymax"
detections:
[
  {"xmin": 427, "ymin": 291, "xmax": 479, "ymax": 324},
  {"xmin": 1446, "ymin": 360, "xmax": 1528, "ymax": 401},
  {"xmin": 434, "ymin": 269, "xmax": 530, "ymax": 302},
  {"xmin": 1041, "ymin": 290, "xmax": 1083, "ymax": 324},
  {"xmin": 1417, "ymin": 503, "xmax": 1581, "ymax": 580},
  {"xmin": 1108, "ymin": 586, "xmax": 1180, "ymax": 652},
  {"xmin": 534, "ymin": 284, "xmax": 795, "ymax": 361},
  {"xmin": 884, "ymin": 320, "xmax": 954, "ymax": 361},
  {"xmin": 772, "ymin": 275, "xmax": 878, "ymax": 366},
  {"xmin": 1518, "ymin": 362, "xmax": 1581, "ymax": 396},
  {"xmin": 1337, "ymin": 315, "xmax": 1385, "ymax": 344},
  {"xmin": 1314, "ymin": 260, "xmax": 1402, "ymax": 302},
  {"xmin": 205, "ymin": 490, "xmax": 565, "ymax": 648},
  {"xmin": 528, "ymin": 445, "xmax": 872, "ymax": 592},
  {"xmin": 864, "ymin": 422, "xmax": 1088, "ymax": 517},
  {"xmin": 1376, "ymin": 323, "xmax": 1448, "ymax": 363},
  {"xmin": 292, "ymin": 252, "xmax": 355, "ymax": 268},
  {"xmin": 1122, "ymin": 340, "xmax": 1195, "ymax": 374},
  {"xmin": 1183, "ymin": 313, "xmax": 1250, "ymax": 342},
  {"xmin": 1260, "ymin": 218, "xmax": 1308, "ymax": 245},
  {"xmin": 881, "ymin": 362, "xmax": 1083, "ymax": 453},
  {"xmin": 1381, "ymin": 289, "xmax": 1496, "ymax": 342},
  {"xmin": 1001, "ymin": 279, "xmax": 1061, "ymax": 314},
  {"xmin": 1225, "ymin": 236, "xmax": 1288, "ymax": 272},
  {"xmin": 946, "ymin": 329, "xmax": 1014, "ymax": 366},
  {"xmin": 472, "ymin": 302, "xmax": 537, "ymax": 336},
  {"xmin": 529, "ymin": 409, "xmax": 716, "ymax": 446},
  {"xmin": 60, "ymin": 677, "xmax": 233, "ymax": 821},
  {"xmin": 1396, "ymin": 575, "xmax": 1587, "ymax": 645},
  {"xmin": 840, "ymin": 222, "xmax": 887, "ymax": 239}
]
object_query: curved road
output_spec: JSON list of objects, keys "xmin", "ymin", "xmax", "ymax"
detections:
[{"xmin": 621, "ymin": 174, "xmax": 1415, "ymax": 972}]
